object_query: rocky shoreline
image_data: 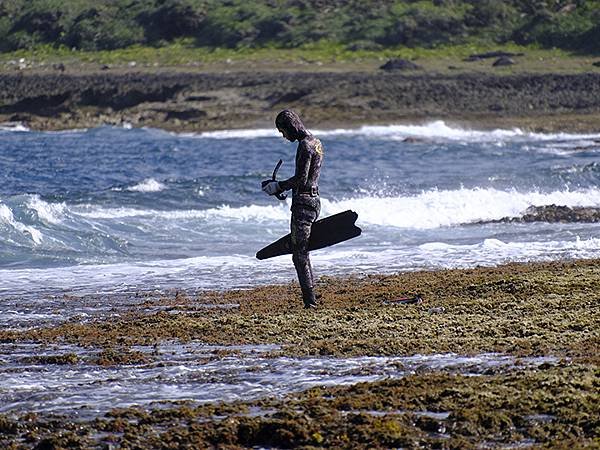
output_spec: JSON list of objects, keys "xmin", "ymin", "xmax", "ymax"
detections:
[
  {"xmin": 2, "ymin": 69, "xmax": 600, "ymax": 132},
  {"xmin": 0, "ymin": 259, "xmax": 598, "ymax": 448}
]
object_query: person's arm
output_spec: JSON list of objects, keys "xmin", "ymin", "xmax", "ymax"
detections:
[{"xmin": 279, "ymin": 141, "xmax": 312, "ymax": 192}]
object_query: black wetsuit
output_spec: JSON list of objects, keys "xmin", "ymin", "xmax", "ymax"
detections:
[{"xmin": 279, "ymin": 134, "xmax": 323, "ymax": 306}]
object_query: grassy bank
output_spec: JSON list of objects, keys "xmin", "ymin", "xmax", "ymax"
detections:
[{"xmin": 1, "ymin": 42, "xmax": 599, "ymax": 75}]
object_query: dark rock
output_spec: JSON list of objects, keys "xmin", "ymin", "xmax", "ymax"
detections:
[
  {"xmin": 165, "ymin": 109, "xmax": 207, "ymax": 121},
  {"xmin": 20, "ymin": 353, "xmax": 79, "ymax": 365},
  {"xmin": 52, "ymin": 63, "xmax": 65, "ymax": 72},
  {"xmin": 9, "ymin": 114, "xmax": 30, "ymax": 122},
  {"xmin": 521, "ymin": 205, "xmax": 600, "ymax": 223},
  {"xmin": 402, "ymin": 136, "xmax": 426, "ymax": 143},
  {"xmin": 593, "ymin": 61, "xmax": 600, "ymax": 67},
  {"xmin": 185, "ymin": 94, "xmax": 214, "ymax": 102},
  {"xmin": 380, "ymin": 59, "xmax": 422, "ymax": 71},
  {"xmin": 493, "ymin": 57, "xmax": 515, "ymax": 67},
  {"xmin": 270, "ymin": 90, "xmax": 309, "ymax": 105},
  {"xmin": 2, "ymin": 71, "xmax": 600, "ymax": 132},
  {"xmin": 101, "ymin": 64, "xmax": 110, "ymax": 70},
  {"xmin": 481, "ymin": 205, "xmax": 600, "ymax": 224},
  {"xmin": 0, "ymin": 92, "xmax": 71, "ymax": 117}
]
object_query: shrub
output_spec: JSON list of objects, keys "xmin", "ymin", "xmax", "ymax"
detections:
[
  {"xmin": 375, "ymin": 1, "xmax": 470, "ymax": 47},
  {"xmin": 63, "ymin": 6, "xmax": 145, "ymax": 50},
  {"xmin": 138, "ymin": 0, "xmax": 206, "ymax": 43},
  {"xmin": 512, "ymin": 1, "xmax": 599, "ymax": 50},
  {"xmin": 1, "ymin": 0, "xmax": 600, "ymax": 53}
]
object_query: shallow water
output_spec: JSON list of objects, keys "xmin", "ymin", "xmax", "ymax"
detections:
[
  {"xmin": 0, "ymin": 341, "xmax": 557, "ymax": 418},
  {"xmin": 1, "ymin": 121, "xmax": 600, "ymax": 299}
]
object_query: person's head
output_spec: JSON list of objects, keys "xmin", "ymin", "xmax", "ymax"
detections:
[{"xmin": 275, "ymin": 109, "xmax": 307, "ymax": 142}]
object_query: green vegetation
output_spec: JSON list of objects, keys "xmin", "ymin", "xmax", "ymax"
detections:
[
  {"xmin": 0, "ymin": 39, "xmax": 557, "ymax": 66},
  {"xmin": 0, "ymin": 0, "xmax": 599, "ymax": 55}
]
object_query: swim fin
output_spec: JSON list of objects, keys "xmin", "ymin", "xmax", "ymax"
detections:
[{"xmin": 256, "ymin": 210, "xmax": 362, "ymax": 260}]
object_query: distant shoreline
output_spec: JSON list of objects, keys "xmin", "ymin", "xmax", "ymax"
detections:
[{"xmin": 1, "ymin": 69, "xmax": 600, "ymax": 133}]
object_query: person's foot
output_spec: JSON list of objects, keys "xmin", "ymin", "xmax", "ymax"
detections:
[
  {"xmin": 303, "ymin": 299, "xmax": 317, "ymax": 309},
  {"xmin": 302, "ymin": 288, "xmax": 318, "ymax": 309}
]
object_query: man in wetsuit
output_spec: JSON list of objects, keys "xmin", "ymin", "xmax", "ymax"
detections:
[{"xmin": 262, "ymin": 110, "xmax": 323, "ymax": 309}]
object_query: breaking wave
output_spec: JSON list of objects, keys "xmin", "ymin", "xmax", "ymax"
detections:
[
  {"xmin": 126, "ymin": 178, "xmax": 166, "ymax": 192},
  {"xmin": 0, "ymin": 122, "xmax": 30, "ymax": 132},
  {"xmin": 71, "ymin": 186, "xmax": 600, "ymax": 228},
  {"xmin": 4, "ymin": 187, "xmax": 599, "ymax": 237},
  {"xmin": 0, "ymin": 203, "xmax": 43, "ymax": 245},
  {"xmin": 192, "ymin": 121, "xmax": 600, "ymax": 143},
  {"xmin": 322, "ymin": 187, "xmax": 600, "ymax": 229}
]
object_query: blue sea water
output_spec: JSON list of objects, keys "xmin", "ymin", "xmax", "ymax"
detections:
[{"xmin": 1, "ymin": 121, "xmax": 600, "ymax": 298}]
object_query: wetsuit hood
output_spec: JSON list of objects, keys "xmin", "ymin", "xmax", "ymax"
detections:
[{"xmin": 275, "ymin": 109, "xmax": 308, "ymax": 141}]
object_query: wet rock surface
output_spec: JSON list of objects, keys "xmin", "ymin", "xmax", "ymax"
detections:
[
  {"xmin": 493, "ymin": 56, "xmax": 516, "ymax": 67},
  {"xmin": 1, "ymin": 259, "xmax": 598, "ymax": 357},
  {"xmin": 486, "ymin": 205, "xmax": 600, "ymax": 224},
  {"xmin": 0, "ymin": 363, "xmax": 597, "ymax": 449},
  {"xmin": 2, "ymin": 71, "xmax": 600, "ymax": 132}
]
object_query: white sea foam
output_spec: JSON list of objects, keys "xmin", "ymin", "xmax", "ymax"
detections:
[
  {"xmin": 26, "ymin": 195, "xmax": 66, "ymax": 224},
  {"xmin": 190, "ymin": 121, "xmax": 600, "ymax": 143},
  {"xmin": 0, "ymin": 204, "xmax": 43, "ymax": 244},
  {"xmin": 321, "ymin": 187, "xmax": 600, "ymax": 229},
  {"xmin": 190, "ymin": 128, "xmax": 278, "ymax": 139},
  {"xmin": 315, "ymin": 121, "xmax": 526, "ymax": 141},
  {"xmin": 312, "ymin": 235, "xmax": 600, "ymax": 273},
  {"xmin": 74, "ymin": 202, "xmax": 291, "ymax": 221},
  {"xmin": 0, "ymin": 122, "xmax": 30, "ymax": 132},
  {"xmin": 412, "ymin": 236, "xmax": 600, "ymax": 267},
  {"xmin": 0, "ymin": 254, "xmax": 261, "ymax": 296},
  {"xmin": 3, "ymin": 234, "xmax": 600, "ymax": 298},
  {"xmin": 127, "ymin": 178, "xmax": 166, "ymax": 192},
  {"xmin": 73, "ymin": 187, "xmax": 600, "ymax": 229}
]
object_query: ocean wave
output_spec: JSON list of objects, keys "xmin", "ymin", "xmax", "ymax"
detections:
[
  {"xmin": 3, "ymin": 234, "xmax": 600, "ymax": 297},
  {"xmin": 126, "ymin": 178, "xmax": 166, "ymax": 193},
  {"xmin": 553, "ymin": 162, "xmax": 600, "ymax": 174},
  {"xmin": 74, "ymin": 202, "xmax": 291, "ymax": 221},
  {"xmin": 314, "ymin": 236, "xmax": 600, "ymax": 271},
  {"xmin": 321, "ymin": 187, "xmax": 600, "ymax": 229},
  {"xmin": 186, "ymin": 129, "xmax": 278, "ymax": 139},
  {"xmin": 8, "ymin": 122, "xmax": 600, "ymax": 143},
  {"xmin": 0, "ymin": 203, "xmax": 43, "ymax": 244},
  {"xmin": 71, "ymin": 187, "xmax": 600, "ymax": 229},
  {"xmin": 414, "ymin": 236, "xmax": 600, "ymax": 264},
  {"xmin": 188, "ymin": 121, "xmax": 600, "ymax": 143},
  {"xmin": 26, "ymin": 195, "xmax": 66, "ymax": 224},
  {"xmin": 535, "ymin": 142, "xmax": 600, "ymax": 157},
  {"xmin": 0, "ymin": 253, "xmax": 261, "ymax": 296},
  {"xmin": 418, "ymin": 236, "xmax": 600, "ymax": 253},
  {"xmin": 0, "ymin": 122, "xmax": 30, "ymax": 132}
]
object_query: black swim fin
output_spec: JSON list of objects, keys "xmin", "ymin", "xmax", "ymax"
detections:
[{"xmin": 256, "ymin": 210, "xmax": 362, "ymax": 260}]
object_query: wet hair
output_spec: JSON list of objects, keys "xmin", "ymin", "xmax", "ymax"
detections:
[{"xmin": 275, "ymin": 109, "xmax": 308, "ymax": 141}]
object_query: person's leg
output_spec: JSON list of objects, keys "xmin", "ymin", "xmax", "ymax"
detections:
[
  {"xmin": 291, "ymin": 206, "xmax": 318, "ymax": 308},
  {"xmin": 307, "ymin": 201, "xmax": 320, "ymax": 290}
]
